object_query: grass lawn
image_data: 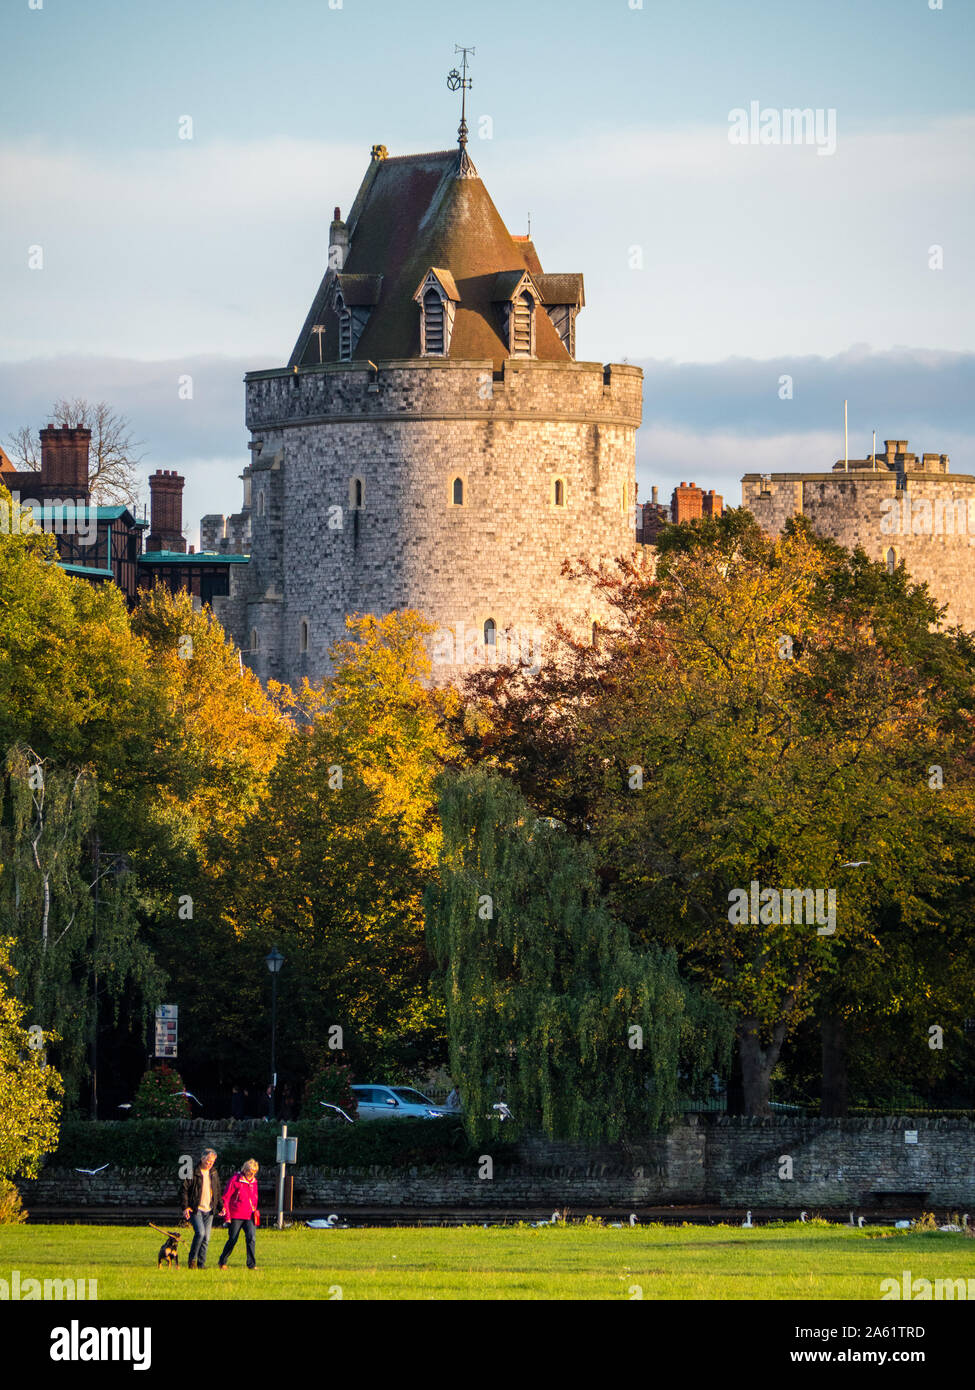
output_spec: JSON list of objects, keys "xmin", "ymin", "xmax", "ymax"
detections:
[{"xmin": 1, "ymin": 1222, "xmax": 973, "ymax": 1299}]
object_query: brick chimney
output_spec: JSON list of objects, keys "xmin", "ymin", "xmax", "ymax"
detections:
[
  {"xmin": 671, "ymin": 481, "xmax": 704, "ymax": 524},
  {"xmin": 40, "ymin": 425, "xmax": 90, "ymax": 498},
  {"xmin": 147, "ymin": 469, "xmax": 186, "ymax": 553},
  {"xmin": 702, "ymin": 488, "xmax": 723, "ymax": 517}
]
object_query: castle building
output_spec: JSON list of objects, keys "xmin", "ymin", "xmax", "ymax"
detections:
[
  {"xmin": 206, "ymin": 131, "xmax": 643, "ymax": 684},
  {"xmin": 0, "ymin": 426, "xmax": 246, "ymax": 607},
  {"xmin": 742, "ymin": 440, "xmax": 975, "ymax": 630}
]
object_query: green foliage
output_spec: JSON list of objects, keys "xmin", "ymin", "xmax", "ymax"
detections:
[
  {"xmin": 132, "ymin": 1064, "xmax": 190, "ymax": 1119},
  {"xmin": 50, "ymin": 1118, "xmax": 186, "ymax": 1169},
  {"xmin": 0, "ymin": 936, "xmax": 63, "ymax": 1180},
  {"xmin": 426, "ymin": 768, "xmax": 730, "ymax": 1143},
  {"xmin": 50, "ymin": 1116, "xmax": 484, "ymax": 1172},
  {"xmin": 303, "ymin": 1059, "xmax": 358, "ymax": 1120},
  {"xmin": 0, "ymin": 746, "xmax": 162, "ymax": 1103}
]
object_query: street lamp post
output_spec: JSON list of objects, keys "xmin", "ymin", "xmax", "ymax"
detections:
[{"xmin": 264, "ymin": 947, "xmax": 284, "ymax": 1121}]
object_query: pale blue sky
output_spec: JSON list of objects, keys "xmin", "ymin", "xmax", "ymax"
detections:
[{"xmin": 2, "ymin": 0, "xmax": 973, "ymax": 534}]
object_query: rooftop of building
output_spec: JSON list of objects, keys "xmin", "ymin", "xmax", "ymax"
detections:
[{"xmin": 287, "ymin": 144, "xmax": 584, "ymax": 370}]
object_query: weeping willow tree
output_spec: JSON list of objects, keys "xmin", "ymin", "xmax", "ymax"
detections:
[
  {"xmin": 0, "ymin": 746, "xmax": 161, "ymax": 1105},
  {"xmin": 425, "ymin": 768, "xmax": 730, "ymax": 1143}
]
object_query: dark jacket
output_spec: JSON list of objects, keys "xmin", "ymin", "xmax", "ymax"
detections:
[{"xmin": 179, "ymin": 1164, "xmax": 223, "ymax": 1215}]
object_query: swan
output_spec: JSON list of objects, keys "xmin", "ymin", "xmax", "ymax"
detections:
[
  {"xmin": 799, "ymin": 1211, "xmax": 807, "ymax": 1222},
  {"xmin": 741, "ymin": 1211, "xmax": 753, "ymax": 1228}
]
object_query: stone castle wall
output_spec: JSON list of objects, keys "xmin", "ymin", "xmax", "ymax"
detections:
[
  {"xmin": 742, "ymin": 471, "xmax": 975, "ymax": 631},
  {"xmin": 210, "ymin": 358, "xmax": 642, "ymax": 687}
]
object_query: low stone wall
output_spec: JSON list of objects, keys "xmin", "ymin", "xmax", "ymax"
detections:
[
  {"xmin": 705, "ymin": 1116, "xmax": 975, "ymax": 1208},
  {"xmin": 19, "ymin": 1117, "xmax": 975, "ymax": 1211}
]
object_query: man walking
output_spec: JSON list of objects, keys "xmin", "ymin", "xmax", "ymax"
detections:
[{"xmin": 179, "ymin": 1148, "xmax": 224, "ymax": 1269}]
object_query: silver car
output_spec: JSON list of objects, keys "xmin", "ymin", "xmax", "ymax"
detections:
[{"xmin": 351, "ymin": 1084, "xmax": 447, "ymax": 1120}]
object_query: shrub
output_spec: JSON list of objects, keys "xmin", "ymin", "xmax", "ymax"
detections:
[
  {"xmin": 0, "ymin": 1178, "xmax": 27, "ymax": 1224},
  {"xmin": 303, "ymin": 1060, "xmax": 358, "ymax": 1121},
  {"xmin": 132, "ymin": 1064, "xmax": 191, "ymax": 1119}
]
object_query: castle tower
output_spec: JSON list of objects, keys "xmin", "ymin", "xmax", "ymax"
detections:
[{"xmin": 215, "ymin": 136, "xmax": 642, "ymax": 684}]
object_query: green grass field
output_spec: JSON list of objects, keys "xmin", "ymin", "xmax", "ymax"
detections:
[{"xmin": 1, "ymin": 1223, "xmax": 973, "ymax": 1299}]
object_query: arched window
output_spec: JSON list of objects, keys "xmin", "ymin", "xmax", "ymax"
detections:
[
  {"xmin": 886, "ymin": 548, "xmax": 896, "ymax": 575},
  {"xmin": 423, "ymin": 288, "xmax": 445, "ymax": 355},
  {"xmin": 553, "ymin": 478, "xmax": 565, "ymax": 507},
  {"xmin": 483, "ymin": 618, "xmax": 496, "ymax": 647},
  {"xmin": 354, "ymin": 478, "xmax": 363, "ymax": 508},
  {"xmin": 300, "ymin": 618, "xmax": 309, "ymax": 654},
  {"xmin": 452, "ymin": 477, "xmax": 464, "ymax": 506},
  {"xmin": 250, "ymin": 628, "xmax": 259, "ymax": 651},
  {"xmin": 512, "ymin": 290, "xmax": 533, "ymax": 356}
]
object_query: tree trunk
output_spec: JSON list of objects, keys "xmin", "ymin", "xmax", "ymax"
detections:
[
  {"xmin": 820, "ymin": 1013, "xmax": 848, "ymax": 1117},
  {"xmin": 738, "ymin": 1018, "xmax": 786, "ymax": 1116}
]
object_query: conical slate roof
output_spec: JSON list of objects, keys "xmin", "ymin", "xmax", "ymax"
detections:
[{"xmin": 290, "ymin": 147, "xmax": 581, "ymax": 368}]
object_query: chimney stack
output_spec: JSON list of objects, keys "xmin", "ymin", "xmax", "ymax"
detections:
[
  {"xmin": 40, "ymin": 425, "xmax": 90, "ymax": 498},
  {"xmin": 147, "ymin": 469, "xmax": 186, "ymax": 553},
  {"xmin": 651, "ymin": 485, "xmax": 659, "ymax": 504},
  {"xmin": 329, "ymin": 207, "xmax": 349, "ymax": 271}
]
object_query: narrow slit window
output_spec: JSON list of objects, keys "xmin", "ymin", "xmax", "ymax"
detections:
[
  {"xmin": 452, "ymin": 477, "xmax": 464, "ymax": 506},
  {"xmin": 484, "ymin": 618, "xmax": 496, "ymax": 647},
  {"xmin": 300, "ymin": 619, "xmax": 309, "ymax": 653},
  {"xmin": 554, "ymin": 479, "xmax": 565, "ymax": 507}
]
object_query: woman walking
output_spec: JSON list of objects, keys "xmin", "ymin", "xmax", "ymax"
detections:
[{"xmin": 218, "ymin": 1159, "xmax": 261, "ymax": 1270}]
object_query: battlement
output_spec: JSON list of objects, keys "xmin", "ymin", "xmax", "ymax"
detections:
[{"xmin": 245, "ymin": 358, "xmax": 643, "ymax": 432}]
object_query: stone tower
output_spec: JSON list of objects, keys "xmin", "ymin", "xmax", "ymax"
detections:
[{"xmin": 210, "ymin": 136, "xmax": 643, "ymax": 685}]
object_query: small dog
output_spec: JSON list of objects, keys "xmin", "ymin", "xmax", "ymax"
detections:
[{"xmin": 149, "ymin": 1223, "xmax": 183, "ymax": 1269}]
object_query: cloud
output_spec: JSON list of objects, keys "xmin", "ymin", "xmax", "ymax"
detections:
[{"xmin": 2, "ymin": 343, "xmax": 970, "ymax": 546}]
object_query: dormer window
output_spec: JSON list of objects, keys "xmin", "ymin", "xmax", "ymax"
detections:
[
  {"xmin": 512, "ymin": 291, "xmax": 533, "ymax": 355},
  {"xmin": 493, "ymin": 271, "xmax": 541, "ymax": 358},
  {"xmin": 413, "ymin": 269, "xmax": 459, "ymax": 357},
  {"xmin": 337, "ymin": 299, "xmax": 352, "ymax": 361},
  {"xmin": 330, "ymin": 275, "xmax": 381, "ymax": 363}
]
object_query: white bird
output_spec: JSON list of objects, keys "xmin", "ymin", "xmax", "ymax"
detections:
[
  {"xmin": 117, "ymin": 1103, "xmax": 131, "ymax": 1111},
  {"xmin": 741, "ymin": 1211, "xmax": 753, "ymax": 1228},
  {"xmin": 858, "ymin": 1217, "xmax": 866, "ymax": 1228},
  {"xmin": 629, "ymin": 1213, "xmax": 638, "ymax": 1227},
  {"xmin": 74, "ymin": 1164, "xmax": 110, "ymax": 1176},
  {"xmin": 894, "ymin": 1220, "xmax": 911, "ymax": 1229},
  {"xmin": 492, "ymin": 1103, "xmax": 514, "ymax": 1122},
  {"xmin": 938, "ymin": 1223, "xmax": 962, "ymax": 1232},
  {"xmin": 799, "ymin": 1211, "xmax": 808, "ymax": 1222},
  {"xmin": 319, "ymin": 1102, "xmax": 354, "ymax": 1124},
  {"xmin": 175, "ymin": 1090, "xmax": 201, "ymax": 1105},
  {"xmin": 840, "ymin": 861, "xmax": 871, "ymax": 869}
]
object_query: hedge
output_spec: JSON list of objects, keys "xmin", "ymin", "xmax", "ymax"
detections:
[{"xmin": 49, "ymin": 1117, "xmax": 514, "ymax": 1173}]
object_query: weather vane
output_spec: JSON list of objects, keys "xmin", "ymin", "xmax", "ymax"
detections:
[{"xmin": 447, "ymin": 45, "xmax": 475, "ymax": 149}]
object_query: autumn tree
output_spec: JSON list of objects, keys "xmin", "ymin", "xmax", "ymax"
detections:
[
  {"xmin": 0, "ymin": 937, "xmax": 63, "ymax": 1186},
  {"xmin": 220, "ymin": 611, "xmax": 461, "ymax": 1083},
  {"xmin": 457, "ymin": 511, "xmax": 975, "ymax": 1115}
]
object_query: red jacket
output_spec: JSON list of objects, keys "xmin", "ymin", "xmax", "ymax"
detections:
[{"xmin": 223, "ymin": 1172, "xmax": 260, "ymax": 1222}]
